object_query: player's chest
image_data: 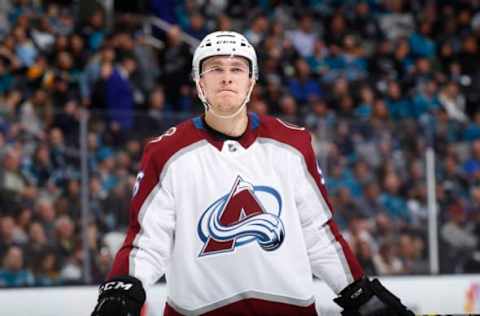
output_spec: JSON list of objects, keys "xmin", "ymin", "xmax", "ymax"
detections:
[{"xmin": 176, "ymin": 141, "xmax": 291, "ymax": 188}]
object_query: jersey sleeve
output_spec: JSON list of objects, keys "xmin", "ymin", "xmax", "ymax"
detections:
[
  {"xmin": 108, "ymin": 142, "xmax": 175, "ymax": 286},
  {"xmin": 295, "ymin": 133, "xmax": 364, "ymax": 294}
]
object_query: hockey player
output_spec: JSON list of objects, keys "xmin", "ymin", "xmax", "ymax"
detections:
[{"xmin": 92, "ymin": 31, "xmax": 414, "ymax": 316}]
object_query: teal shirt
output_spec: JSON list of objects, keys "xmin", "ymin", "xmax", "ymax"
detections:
[{"xmin": 0, "ymin": 269, "xmax": 35, "ymax": 287}]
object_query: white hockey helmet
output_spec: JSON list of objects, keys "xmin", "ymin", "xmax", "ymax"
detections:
[{"xmin": 192, "ymin": 31, "xmax": 258, "ymax": 81}]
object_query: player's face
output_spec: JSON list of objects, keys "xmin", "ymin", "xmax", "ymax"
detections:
[{"xmin": 199, "ymin": 56, "xmax": 253, "ymax": 115}]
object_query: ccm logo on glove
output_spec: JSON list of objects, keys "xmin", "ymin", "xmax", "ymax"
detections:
[{"xmin": 100, "ymin": 281, "xmax": 133, "ymax": 292}]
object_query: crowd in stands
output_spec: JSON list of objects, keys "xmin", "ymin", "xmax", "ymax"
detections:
[{"xmin": 1, "ymin": 0, "xmax": 480, "ymax": 287}]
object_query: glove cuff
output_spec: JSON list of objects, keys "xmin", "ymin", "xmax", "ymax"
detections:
[
  {"xmin": 98, "ymin": 275, "xmax": 146, "ymax": 305},
  {"xmin": 334, "ymin": 277, "xmax": 374, "ymax": 310},
  {"xmin": 334, "ymin": 277, "xmax": 415, "ymax": 316}
]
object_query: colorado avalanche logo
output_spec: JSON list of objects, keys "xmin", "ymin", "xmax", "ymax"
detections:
[{"xmin": 197, "ymin": 176, "xmax": 285, "ymax": 256}]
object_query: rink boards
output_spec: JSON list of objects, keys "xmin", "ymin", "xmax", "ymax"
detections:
[{"xmin": 0, "ymin": 275, "xmax": 479, "ymax": 315}]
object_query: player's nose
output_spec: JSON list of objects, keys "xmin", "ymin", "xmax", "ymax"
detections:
[{"xmin": 220, "ymin": 69, "xmax": 234, "ymax": 84}]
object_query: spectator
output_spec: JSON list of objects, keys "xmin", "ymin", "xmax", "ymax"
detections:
[
  {"xmin": 136, "ymin": 86, "xmax": 170, "ymax": 139},
  {"xmin": 463, "ymin": 139, "xmax": 480, "ymax": 179},
  {"xmin": 35, "ymin": 198, "xmax": 56, "ymax": 241},
  {"xmin": 373, "ymin": 239, "xmax": 404, "ymax": 275},
  {"xmin": 54, "ymin": 215, "xmax": 76, "ymax": 264},
  {"xmin": 0, "ymin": 147, "xmax": 26, "ymax": 195},
  {"xmin": 81, "ymin": 8, "xmax": 106, "ymax": 51},
  {"xmin": 13, "ymin": 207, "xmax": 30, "ymax": 244},
  {"xmin": 245, "ymin": 14, "xmax": 269, "ymax": 47},
  {"xmin": 385, "ymin": 80, "xmax": 412, "ymax": 120},
  {"xmin": 80, "ymin": 45, "xmax": 115, "ymax": 106},
  {"xmin": 90, "ymin": 61, "xmax": 113, "ymax": 122},
  {"xmin": 33, "ymin": 251, "xmax": 60, "ymax": 286},
  {"xmin": 13, "ymin": 26, "xmax": 38, "ymax": 67},
  {"xmin": 304, "ymin": 98, "xmax": 336, "ymax": 134},
  {"xmin": 332, "ymin": 187, "xmax": 362, "ymax": 230},
  {"xmin": 406, "ymin": 183, "xmax": 428, "ymax": 227},
  {"xmin": 350, "ymin": 2, "xmax": 380, "ymax": 40},
  {"xmin": 0, "ymin": 246, "xmax": 34, "ymax": 287},
  {"xmin": 0, "ymin": 58, "xmax": 14, "ymax": 94},
  {"xmin": 48, "ymin": 127, "xmax": 74, "ymax": 172},
  {"xmin": 22, "ymin": 143, "xmax": 53, "ymax": 187},
  {"xmin": 24, "ymin": 221, "xmax": 50, "ymax": 268},
  {"xmin": 186, "ymin": 12, "xmax": 208, "ymax": 40},
  {"xmin": 52, "ymin": 99, "xmax": 80, "ymax": 144},
  {"xmin": 106, "ymin": 53, "xmax": 137, "ymax": 131},
  {"xmin": 343, "ymin": 215, "xmax": 377, "ymax": 255},
  {"xmin": 133, "ymin": 32, "xmax": 160, "ymax": 95},
  {"xmin": 31, "ymin": 16, "xmax": 55, "ymax": 53},
  {"xmin": 0, "ymin": 216, "xmax": 21, "ymax": 256},
  {"xmin": 367, "ymin": 38, "xmax": 395, "ymax": 82},
  {"xmin": 357, "ymin": 181, "xmax": 388, "ymax": 217},
  {"xmin": 458, "ymin": 35, "xmax": 479, "ymax": 77},
  {"xmin": 0, "ymin": 89, "xmax": 22, "ymax": 124},
  {"xmin": 354, "ymin": 84, "xmax": 375, "ymax": 120},
  {"xmin": 100, "ymin": 180, "xmax": 130, "ymax": 231},
  {"xmin": 438, "ymin": 41, "xmax": 456, "ymax": 74},
  {"xmin": 439, "ymin": 154, "xmax": 468, "ymax": 199},
  {"xmin": 438, "ymin": 81, "xmax": 468, "ymax": 123},
  {"xmin": 216, "ymin": 14, "xmax": 232, "ymax": 31},
  {"xmin": 440, "ymin": 202, "xmax": 477, "ymax": 272},
  {"xmin": 398, "ymin": 233, "xmax": 428, "ymax": 274},
  {"xmin": 325, "ymin": 13, "xmax": 348, "ymax": 47},
  {"xmin": 286, "ymin": 14, "xmax": 317, "ymax": 58},
  {"xmin": 355, "ymin": 239, "xmax": 377, "ymax": 276},
  {"xmin": 262, "ymin": 77, "xmax": 282, "ymax": 114},
  {"xmin": 288, "ymin": 58, "xmax": 323, "ymax": 105},
  {"xmin": 466, "ymin": 186, "xmax": 480, "ymax": 216},
  {"xmin": 19, "ymin": 89, "xmax": 52, "ymax": 140},
  {"xmin": 248, "ymin": 99, "xmax": 268, "ymax": 116},
  {"xmin": 412, "ymin": 80, "xmax": 440, "ymax": 118},
  {"xmin": 69, "ymin": 34, "xmax": 88, "ymax": 72},
  {"xmin": 409, "ymin": 20, "xmax": 436, "ymax": 58},
  {"xmin": 373, "ymin": 213, "xmax": 396, "ymax": 244},
  {"xmin": 157, "ymin": 26, "xmax": 192, "ymax": 109},
  {"xmin": 379, "ymin": 173, "xmax": 411, "ymax": 224},
  {"xmin": 463, "ymin": 111, "xmax": 480, "ymax": 141},
  {"xmin": 278, "ymin": 94, "xmax": 300, "ymax": 125},
  {"xmin": 89, "ymin": 174, "xmax": 108, "ymax": 221},
  {"xmin": 353, "ymin": 160, "xmax": 373, "ymax": 190},
  {"xmin": 340, "ymin": 34, "xmax": 368, "ymax": 81},
  {"xmin": 378, "ymin": 0, "xmax": 415, "ymax": 40},
  {"xmin": 59, "ymin": 246, "xmax": 83, "ymax": 285},
  {"xmin": 92, "ymin": 246, "xmax": 112, "ymax": 284}
]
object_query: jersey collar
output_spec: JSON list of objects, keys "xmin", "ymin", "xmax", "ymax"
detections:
[{"xmin": 192, "ymin": 112, "xmax": 260, "ymax": 151}]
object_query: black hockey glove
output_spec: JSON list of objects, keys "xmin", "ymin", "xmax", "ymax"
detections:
[
  {"xmin": 91, "ymin": 275, "xmax": 146, "ymax": 316},
  {"xmin": 334, "ymin": 277, "xmax": 414, "ymax": 316}
]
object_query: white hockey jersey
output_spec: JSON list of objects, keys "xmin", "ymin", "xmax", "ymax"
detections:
[{"xmin": 109, "ymin": 113, "xmax": 363, "ymax": 316}]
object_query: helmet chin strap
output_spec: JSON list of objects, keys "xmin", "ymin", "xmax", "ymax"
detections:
[{"xmin": 196, "ymin": 78, "xmax": 255, "ymax": 120}]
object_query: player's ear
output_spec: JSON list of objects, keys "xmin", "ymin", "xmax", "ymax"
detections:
[{"xmin": 198, "ymin": 78, "xmax": 206, "ymax": 91}]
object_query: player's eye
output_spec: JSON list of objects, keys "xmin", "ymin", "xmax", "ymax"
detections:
[
  {"xmin": 231, "ymin": 67, "xmax": 243, "ymax": 73},
  {"xmin": 210, "ymin": 67, "xmax": 224, "ymax": 73}
]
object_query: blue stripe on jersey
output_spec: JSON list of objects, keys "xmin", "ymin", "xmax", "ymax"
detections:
[
  {"xmin": 250, "ymin": 112, "xmax": 260, "ymax": 129},
  {"xmin": 192, "ymin": 116, "xmax": 204, "ymax": 129}
]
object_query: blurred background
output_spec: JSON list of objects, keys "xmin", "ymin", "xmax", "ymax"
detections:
[{"xmin": 0, "ymin": 0, "xmax": 479, "ymax": 312}]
